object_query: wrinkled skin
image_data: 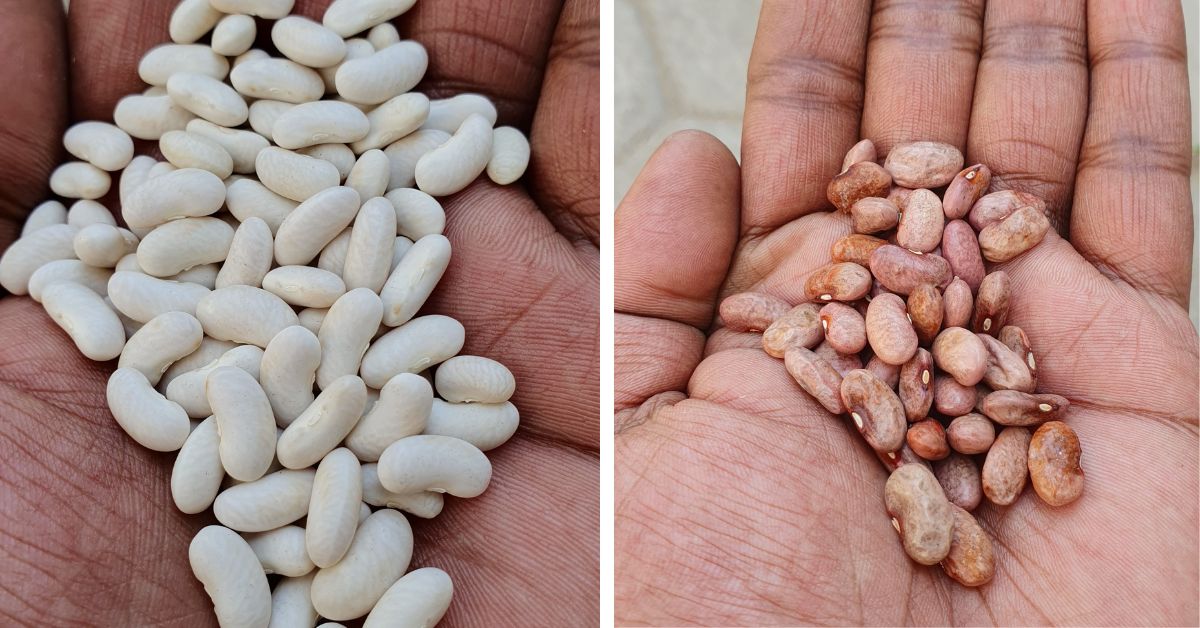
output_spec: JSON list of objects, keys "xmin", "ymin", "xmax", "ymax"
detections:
[
  {"xmin": 616, "ymin": 1, "xmax": 1197, "ymax": 625},
  {"xmin": 0, "ymin": 0, "xmax": 598, "ymax": 625}
]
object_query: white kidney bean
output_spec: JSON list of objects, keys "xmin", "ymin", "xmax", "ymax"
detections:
[
  {"xmin": 113, "ymin": 94, "xmax": 195, "ymax": 140},
  {"xmin": 378, "ymin": 435, "xmax": 492, "ymax": 497},
  {"xmin": 171, "ymin": 416, "xmax": 224, "ymax": 514},
  {"xmin": 28, "ymin": 259, "xmax": 111, "ymax": 302},
  {"xmin": 342, "ymin": 198, "xmax": 396, "ymax": 292},
  {"xmin": 379, "ymin": 234, "xmax": 451, "ymax": 327},
  {"xmin": 211, "ymin": 14, "xmax": 257, "ymax": 57},
  {"xmin": 272, "ymin": 16, "xmax": 347, "ymax": 69},
  {"xmin": 434, "ymin": 355, "xmax": 516, "ymax": 403},
  {"xmin": 422, "ymin": 93, "xmax": 498, "ymax": 133},
  {"xmin": 159, "ymin": 131, "xmax": 233, "ymax": 180},
  {"xmin": 107, "ymin": 271, "xmax": 210, "ymax": 322},
  {"xmin": 186, "ymin": 119, "xmax": 269, "ymax": 175},
  {"xmin": 360, "ymin": 463, "xmax": 445, "ymax": 518},
  {"xmin": 170, "ymin": 262, "xmax": 219, "ymax": 288},
  {"xmin": 298, "ymin": 143, "xmax": 356, "ymax": 180},
  {"xmin": 352, "ymin": 92, "xmax": 429, "ymax": 153},
  {"xmin": 245, "ymin": 526, "xmax": 315, "ymax": 577},
  {"xmin": 210, "ymin": 0, "xmax": 295, "ymax": 18},
  {"xmin": 166, "ymin": 345, "xmax": 263, "ymax": 418},
  {"xmin": 277, "ymin": 375, "xmax": 368, "ymax": 469},
  {"xmin": 272, "ymin": 101, "xmax": 369, "ymax": 149},
  {"xmin": 147, "ymin": 161, "xmax": 179, "ymax": 179},
  {"xmin": 383, "ymin": 129, "xmax": 449, "ymax": 190},
  {"xmin": 63, "ymin": 121, "xmax": 134, "ymax": 171},
  {"xmin": 72, "ymin": 224, "xmax": 137, "ymax": 268},
  {"xmin": 260, "ymin": 325, "xmax": 321, "ymax": 426},
  {"xmin": 118, "ymin": 157, "xmax": 156, "ymax": 208},
  {"xmin": 123, "ymin": 167, "xmax": 225, "ymax": 230},
  {"xmin": 119, "ymin": 311, "xmax": 203, "ymax": 385},
  {"xmin": 323, "ymin": 0, "xmax": 417, "ymax": 37},
  {"xmin": 162, "ymin": 337, "xmax": 238, "ymax": 389},
  {"xmin": 248, "ymin": 99, "xmax": 296, "ymax": 138},
  {"xmin": 315, "ymin": 289, "xmax": 382, "ymax": 388},
  {"xmin": 42, "ymin": 282, "xmax": 125, "ymax": 361},
  {"xmin": 345, "ymin": 373, "xmax": 432, "ymax": 461},
  {"xmin": 231, "ymin": 57, "xmax": 325, "ymax": 104},
  {"xmin": 234, "ymin": 48, "xmax": 270, "ymax": 68},
  {"xmin": 213, "ymin": 469, "xmax": 315, "ymax": 532},
  {"xmin": 335, "ymin": 41, "xmax": 428, "ymax": 106},
  {"xmin": 49, "ymin": 161, "xmax": 110, "ymax": 200},
  {"xmin": 274, "ymin": 186, "xmax": 361, "ymax": 265},
  {"xmin": 361, "ymin": 315, "xmax": 465, "ymax": 387},
  {"xmin": 310, "ymin": 510, "xmax": 413, "ymax": 621},
  {"xmin": 137, "ymin": 217, "xmax": 234, "ymax": 277},
  {"xmin": 189, "ymin": 526, "xmax": 272, "ymax": 628},
  {"xmin": 216, "ymin": 218, "xmax": 274, "ymax": 289},
  {"xmin": 169, "ymin": 0, "xmax": 223, "ymax": 44},
  {"xmin": 106, "ymin": 367, "xmax": 191, "ymax": 451},
  {"xmin": 197, "ymin": 285, "xmax": 301, "ymax": 347},
  {"xmin": 138, "ymin": 44, "xmax": 229, "ymax": 86},
  {"xmin": 225, "ymin": 178, "xmax": 298, "ymax": 234},
  {"xmin": 207, "ymin": 366, "xmax": 277, "ymax": 482},
  {"xmin": 346, "ymin": 149, "xmax": 391, "ymax": 200},
  {"xmin": 0, "ymin": 224, "xmax": 79, "ymax": 294},
  {"xmin": 384, "ymin": 188, "xmax": 444, "ymax": 239},
  {"xmin": 488, "ymin": 126, "xmax": 531, "ymax": 185},
  {"xmin": 297, "ymin": 307, "xmax": 328, "ymax": 335},
  {"xmin": 391, "ymin": 236, "xmax": 414, "ymax": 272},
  {"xmin": 263, "ymin": 265, "xmax": 347, "ymax": 307},
  {"xmin": 66, "ymin": 200, "xmax": 117, "ymax": 228},
  {"xmin": 22, "ymin": 200, "xmax": 67, "ymax": 236},
  {"xmin": 307, "ymin": 448, "xmax": 362, "ymax": 568},
  {"xmin": 256, "ymin": 146, "xmax": 343, "ymax": 202},
  {"xmin": 269, "ymin": 573, "xmax": 319, "ymax": 628},
  {"xmin": 366, "ymin": 22, "xmax": 401, "ymax": 49},
  {"xmin": 414, "ymin": 113, "xmax": 493, "ymax": 196},
  {"xmin": 363, "ymin": 567, "xmax": 453, "ymax": 628},
  {"xmin": 424, "ymin": 399, "xmax": 520, "ymax": 451},
  {"xmin": 316, "ymin": 228, "xmax": 352, "ymax": 276},
  {"xmin": 166, "ymin": 72, "xmax": 249, "ymax": 128}
]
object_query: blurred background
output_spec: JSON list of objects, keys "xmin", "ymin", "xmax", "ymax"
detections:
[{"xmin": 615, "ymin": 0, "xmax": 1200, "ymax": 326}]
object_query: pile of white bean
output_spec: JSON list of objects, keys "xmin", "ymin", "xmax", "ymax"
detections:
[{"xmin": 0, "ymin": 0, "xmax": 529, "ymax": 625}]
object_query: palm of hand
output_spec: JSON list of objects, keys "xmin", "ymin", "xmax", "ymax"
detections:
[
  {"xmin": 0, "ymin": 0, "xmax": 599, "ymax": 625},
  {"xmin": 616, "ymin": 2, "xmax": 1196, "ymax": 625}
]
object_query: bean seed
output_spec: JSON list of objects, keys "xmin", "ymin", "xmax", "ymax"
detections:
[
  {"xmin": 277, "ymin": 375, "xmax": 368, "ymax": 469},
  {"xmin": 865, "ymin": 293, "xmax": 917, "ymax": 366},
  {"xmin": 363, "ymin": 567, "xmax": 453, "ymax": 628},
  {"xmin": 883, "ymin": 141, "xmax": 963, "ymax": 188},
  {"xmin": 933, "ymin": 375, "xmax": 977, "ymax": 417},
  {"xmin": 968, "ymin": 190, "xmax": 1046, "ymax": 232},
  {"xmin": 379, "ymin": 235, "xmax": 452, "ymax": 327},
  {"xmin": 940, "ymin": 220, "xmax": 985, "ymax": 292},
  {"xmin": 1027, "ymin": 421, "xmax": 1084, "ymax": 506},
  {"xmin": 998, "ymin": 325, "xmax": 1038, "ymax": 387},
  {"xmin": 830, "ymin": 233, "xmax": 887, "ymax": 266},
  {"xmin": 361, "ymin": 463, "xmax": 445, "ymax": 518},
  {"xmin": 423, "ymin": 398, "xmax": 520, "ymax": 452},
  {"xmin": 815, "ymin": 340, "xmax": 863, "ymax": 376},
  {"xmin": 377, "ymin": 434, "xmax": 492, "ymax": 497},
  {"xmin": 805, "ymin": 261, "xmax": 872, "ymax": 302},
  {"xmin": 933, "ymin": 453, "xmax": 982, "ymax": 511},
  {"xmin": 906, "ymin": 284, "xmax": 943, "ymax": 346},
  {"xmin": 196, "ymin": 285, "xmax": 300, "ymax": 347},
  {"xmin": 972, "ymin": 271, "xmax": 1010, "ymax": 335},
  {"xmin": 940, "ymin": 504, "xmax": 995, "ymax": 586},
  {"xmin": 941, "ymin": 277, "xmax": 973, "ymax": 329},
  {"xmin": 980, "ymin": 390, "xmax": 1069, "ymax": 426},
  {"xmin": 945, "ymin": 413, "xmax": 995, "ymax": 454},
  {"xmin": 43, "ymin": 282, "xmax": 126, "ymax": 361},
  {"xmin": 907, "ymin": 419, "xmax": 949, "ymax": 460},
  {"xmin": 487, "ymin": 126, "xmax": 532, "ymax": 185},
  {"xmin": 840, "ymin": 138, "xmax": 876, "ymax": 172},
  {"xmin": 896, "ymin": 189, "xmax": 944, "ymax": 253},
  {"xmin": 840, "ymin": 369, "xmax": 906, "ymax": 453},
  {"xmin": 208, "ymin": 366, "xmax": 277, "ymax": 482},
  {"xmin": 414, "ymin": 113, "xmax": 493, "ymax": 196},
  {"xmin": 941, "ymin": 164, "xmax": 991, "ymax": 220},
  {"xmin": 119, "ymin": 311, "xmax": 203, "ymax": 384},
  {"xmin": 981, "ymin": 426, "xmax": 1031, "ymax": 505},
  {"xmin": 869, "ymin": 245, "xmax": 952, "ymax": 295},
  {"xmin": 189, "ymin": 526, "xmax": 271, "ymax": 628},
  {"xmin": 850, "ymin": 196, "xmax": 899, "ymax": 234},
  {"xmin": 978, "ymin": 333, "xmax": 1034, "ymax": 392},
  {"xmin": 865, "ymin": 354, "xmax": 901, "ymax": 389},
  {"xmin": 307, "ymin": 448, "xmax": 362, "ymax": 568},
  {"xmin": 337, "ymin": 41, "xmax": 429, "ymax": 106},
  {"xmin": 762, "ymin": 303, "xmax": 822, "ymax": 357},
  {"xmin": 898, "ymin": 349, "xmax": 934, "ymax": 421},
  {"xmin": 384, "ymin": 129, "xmax": 451, "ymax": 190},
  {"xmin": 310, "ymin": 510, "xmax": 414, "ymax": 621},
  {"xmin": 931, "ymin": 327, "xmax": 987, "ymax": 387},
  {"xmin": 107, "ymin": 367, "xmax": 191, "ymax": 452},
  {"xmin": 245, "ymin": 525, "xmax": 314, "ymax": 577},
  {"xmin": 421, "ymin": 93, "xmax": 498, "ymax": 134},
  {"xmin": 827, "ymin": 161, "xmax": 892, "ymax": 213},
  {"xmin": 978, "ymin": 206, "xmax": 1051, "ymax": 263},
  {"xmin": 820, "ymin": 302, "xmax": 867, "ymax": 354},
  {"xmin": 883, "ymin": 463, "xmax": 954, "ymax": 565},
  {"xmin": 345, "ymin": 373, "xmax": 433, "ymax": 461},
  {"xmin": 213, "ymin": 469, "xmax": 316, "ymax": 532}
]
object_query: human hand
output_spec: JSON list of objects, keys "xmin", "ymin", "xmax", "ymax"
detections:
[
  {"xmin": 615, "ymin": 1, "xmax": 1196, "ymax": 624},
  {"xmin": 0, "ymin": 0, "xmax": 599, "ymax": 625}
]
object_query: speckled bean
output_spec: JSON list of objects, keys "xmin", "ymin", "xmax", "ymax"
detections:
[
  {"xmin": 1027, "ymin": 421, "xmax": 1084, "ymax": 506},
  {"xmin": 972, "ymin": 272, "xmax": 1010, "ymax": 335},
  {"xmin": 884, "ymin": 463, "xmax": 954, "ymax": 565},
  {"xmin": 978, "ymin": 206, "xmax": 1051, "ymax": 262},
  {"xmin": 898, "ymin": 349, "xmax": 934, "ymax": 421},
  {"xmin": 782, "ymin": 347, "xmax": 845, "ymax": 414},
  {"xmin": 865, "ymin": 293, "xmax": 917, "ymax": 366},
  {"xmin": 998, "ymin": 325, "xmax": 1038, "ymax": 387},
  {"xmin": 941, "ymin": 164, "xmax": 991, "ymax": 220},
  {"xmin": 896, "ymin": 188, "xmax": 944, "ymax": 253},
  {"xmin": 850, "ymin": 196, "xmax": 899, "ymax": 234},
  {"xmin": 869, "ymin": 245, "xmax": 952, "ymax": 295},
  {"xmin": 931, "ymin": 327, "xmax": 987, "ymax": 386},
  {"xmin": 981, "ymin": 426, "xmax": 1031, "ymax": 505},
  {"xmin": 941, "ymin": 220, "xmax": 985, "ymax": 292},
  {"xmin": 978, "ymin": 333, "xmax": 1034, "ymax": 393},
  {"xmin": 762, "ymin": 303, "xmax": 823, "ymax": 358},
  {"xmin": 720, "ymin": 292, "xmax": 790, "ymax": 332},
  {"xmin": 980, "ymin": 390, "xmax": 1069, "ymax": 426},
  {"xmin": 827, "ymin": 161, "xmax": 892, "ymax": 213},
  {"xmin": 883, "ymin": 141, "xmax": 963, "ymax": 188},
  {"xmin": 840, "ymin": 369, "xmax": 906, "ymax": 453},
  {"xmin": 819, "ymin": 302, "xmax": 866, "ymax": 354},
  {"xmin": 805, "ymin": 262, "xmax": 872, "ymax": 302},
  {"xmin": 933, "ymin": 453, "xmax": 982, "ymax": 511},
  {"xmin": 831, "ymin": 233, "xmax": 887, "ymax": 267},
  {"xmin": 941, "ymin": 504, "xmax": 995, "ymax": 586},
  {"xmin": 906, "ymin": 284, "xmax": 942, "ymax": 346},
  {"xmin": 840, "ymin": 138, "xmax": 876, "ymax": 172}
]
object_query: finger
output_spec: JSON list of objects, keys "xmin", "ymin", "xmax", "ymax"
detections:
[
  {"xmin": 615, "ymin": 132, "xmax": 740, "ymax": 411},
  {"xmin": 739, "ymin": 0, "xmax": 870, "ymax": 230},
  {"xmin": 68, "ymin": 0, "xmax": 173, "ymax": 124},
  {"xmin": 529, "ymin": 0, "xmax": 600, "ymax": 245},
  {"xmin": 966, "ymin": 0, "xmax": 1088, "ymax": 232},
  {"xmin": 860, "ymin": 0, "xmax": 984, "ymax": 155},
  {"xmin": 428, "ymin": 182, "xmax": 598, "ymax": 451},
  {"xmin": 1071, "ymin": 0, "xmax": 1193, "ymax": 306},
  {"xmin": 0, "ymin": 0, "xmax": 67, "ymax": 247}
]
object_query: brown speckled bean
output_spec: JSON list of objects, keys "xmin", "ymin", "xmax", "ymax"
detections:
[
  {"xmin": 941, "ymin": 504, "xmax": 995, "ymax": 587},
  {"xmin": 941, "ymin": 164, "xmax": 991, "ymax": 220},
  {"xmin": 877, "ymin": 442, "xmax": 932, "ymax": 473},
  {"xmin": 841, "ymin": 138, "xmax": 876, "ymax": 172},
  {"xmin": 941, "ymin": 220, "xmax": 985, "ymax": 292},
  {"xmin": 887, "ymin": 185, "xmax": 914, "ymax": 211},
  {"xmin": 865, "ymin": 355, "xmax": 901, "ymax": 389},
  {"xmin": 784, "ymin": 347, "xmax": 845, "ymax": 414},
  {"xmin": 831, "ymin": 233, "xmax": 887, "ymax": 267},
  {"xmin": 819, "ymin": 302, "xmax": 866, "ymax": 354},
  {"xmin": 815, "ymin": 341, "xmax": 863, "ymax": 377},
  {"xmin": 946, "ymin": 413, "xmax": 995, "ymax": 454},
  {"xmin": 933, "ymin": 453, "xmax": 982, "ymax": 511},
  {"xmin": 942, "ymin": 278, "xmax": 973, "ymax": 329},
  {"xmin": 932, "ymin": 327, "xmax": 987, "ymax": 386},
  {"xmin": 972, "ymin": 272, "xmax": 1009, "ymax": 335},
  {"xmin": 981, "ymin": 426, "xmax": 1031, "ymax": 505},
  {"xmin": 827, "ymin": 161, "xmax": 892, "ymax": 213},
  {"xmin": 978, "ymin": 206, "xmax": 1051, "ymax": 263},
  {"xmin": 865, "ymin": 293, "xmax": 917, "ymax": 366},
  {"xmin": 998, "ymin": 325, "xmax": 1038, "ymax": 388},
  {"xmin": 934, "ymin": 375, "xmax": 977, "ymax": 417},
  {"xmin": 762, "ymin": 303, "xmax": 823, "ymax": 358},
  {"xmin": 851, "ymin": 197, "xmax": 900, "ymax": 234},
  {"xmin": 804, "ymin": 262, "xmax": 872, "ymax": 302},
  {"xmin": 896, "ymin": 189, "xmax": 944, "ymax": 253},
  {"xmin": 869, "ymin": 245, "xmax": 952, "ymax": 295},
  {"xmin": 883, "ymin": 463, "xmax": 954, "ymax": 565},
  {"xmin": 840, "ymin": 369, "xmax": 906, "ymax": 453},
  {"xmin": 1028, "ymin": 421, "xmax": 1084, "ymax": 506},
  {"xmin": 719, "ymin": 292, "xmax": 791, "ymax": 332},
  {"xmin": 883, "ymin": 141, "xmax": 963, "ymax": 188},
  {"xmin": 978, "ymin": 334, "xmax": 1034, "ymax": 393},
  {"xmin": 907, "ymin": 284, "xmax": 942, "ymax": 346},
  {"xmin": 907, "ymin": 419, "xmax": 949, "ymax": 460},
  {"xmin": 981, "ymin": 390, "xmax": 1069, "ymax": 426},
  {"xmin": 968, "ymin": 190, "xmax": 1046, "ymax": 232},
  {"xmin": 898, "ymin": 349, "xmax": 934, "ymax": 422}
]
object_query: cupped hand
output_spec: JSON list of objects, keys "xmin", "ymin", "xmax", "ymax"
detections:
[
  {"xmin": 616, "ymin": 1, "xmax": 1196, "ymax": 625},
  {"xmin": 0, "ymin": 0, "xmax": 598, "ymax": 625}
]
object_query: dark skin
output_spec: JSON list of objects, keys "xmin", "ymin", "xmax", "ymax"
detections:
[
  {"xmin": 0, "ymin": 0, "xmax": 598, "ymax": 625},
  {"xmin": 617, "ymin": 0, "xmax": 1197, "ymax": 625}
]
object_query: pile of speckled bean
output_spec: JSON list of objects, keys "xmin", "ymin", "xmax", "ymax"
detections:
[{"xmin": 719, "ymin": 139, "xmax": 1084, "ymax": 587}]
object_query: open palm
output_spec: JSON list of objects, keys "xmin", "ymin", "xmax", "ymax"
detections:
[
  {"xmin": 616, "ymin": 1, "xmax": 1196, "ymax": 625},
  {"xmin": 0, "ymin": 0, "xmax": 598, "ymax": 625}
]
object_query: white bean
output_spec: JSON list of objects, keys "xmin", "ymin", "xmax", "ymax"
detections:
[
  {"xmin": 245, "ymin": 526, "xmax": 315, "ymax": 577},
  {"xmin": 260, "ymin": 325, "xmax": 321, "ymax": 426},
  {"xmin": 72, "ymin": 224, "xmax": 137, "ymax": 268},
  {"xmin": 137, "ymin": 217, "xmax": 234, "ymax": 277},
  {"xmin": 167, "ymin": 345, "xmax": 264, "ymax": 418},
  {"xmin": 391, "ymin": 236, "xmax": 413, "ymax": 272},
  {"xmin": 316, "ymin": 288, "xmax": 382, "ymax": 387},
  {"xmin": 197, "ymin": 285, "xmax": 301, "ymax": 347},
  {"xmin": 274, "ymin": 186, "xmax": 361, "ymax": 264},
  {"xmin": 138, "ymin": 44, "xmax": 229, "ymax": 86},
  {"xmin": 231, "ymin": 58, "xmax": 325, "ymax": 104},
  {"xmin": 147, "ymin": 161, "xmax": 179, "ymax": 179},
  {"xmin": 225, "ymin": 178, "xmax": 298, "ymax": 234},
  {"xmin": 262, "ymin": 265, "xmax": 347, "ymax": 308},
  {"xmin": 256, "ymin": 147, "xmax": 343, "ymax": 202},
  {"xmin": 234, "ymin": 49, "xmax": 271, "ymax": 68},
  {"xmin": 335, "ymin": 41, "xmax": 428, "ymax": 105},
  {"xmin": 383, "ymin": 129, "xmax": 449, "ymax": 190},
  {"xmin": 186, "ymin": 119, "xmax": 270, "ymax": 175},
  {"xmin": 363, "ymin": 567, "xmax": 453, "ymax": 628},
  {"xmin": 213, "ymin": 469, "xmax": 315, "ymax": 532},
  {"xmin": 63, "ymin": 121, "xmax": 134, "ymax": 171},
  {"xmin": 42, "ymin": 282, "xmax": 125, "ymax": 361},
  {"xmin": 248, "ymin": 99, "xmax": 296, "ymax": 138},
  {"xmin": 113, "ymin": 94, "xmax": 195, "ymax": 140},
  {"xmin": 297, "ymin": 307, "xmax": 328, "ymax": 335},
  {"xmin": 106, "ymin": 367, "xmax": 190, "ymax": 451},
  {"xmin": 169, "ymin": 0, "xmax": 223, "ymax": 44},
  {"xmin": 216, "ymin": 217, "xmax": 274, "ymax": 289},
  {"xmin": 28, "ymin": 259, "xmax": 111, "ymax": 302},
  {"xmin": 307, "ymin": 448, "xmax": 362, "ymax": 568},
  {"xmin": 167, "ymin": 72, "xmax": 249, "ymax": 128},
  {"xmin": 22, "ymin": 200, "xmax": 67, "ymax": 236},
  {"xmin": 422, "ymin": 93, "xmax": 497, "ymax": 133},
  {"xmin": 211, "ymin": 14, "xmax": 257, "ymax": 57},
  {"xmin": 345, "ymin": 372, "xmax": 431, "ymax": 462},
  {"xmin": 377, "ymin": 434, "xmax": 492, "ymax": 497},
  {"xmin": 172, "ymin": 416, "xmax": 224, "ymax": 514},
  {"xmin": 360, "ymin": 463, "xmax": 444, "ymax": 518},
  {"xmin": 0, "ymin": 224, "xmax": 78, "ymax": 294},
  {"xmin": 123, "ymin": 167, "xmax": 225, "ymax": 230},
  {"xmin": 298, "ymin": 143, "xmax": 356, "ymax": 179},
  {"xmin": 361, "ymin": 315, "xmax": 464, "ymax": 388},
  {"xmin": 107, "ymin": 271, "xmax": 210, "ymax": 323},
  {"xmin": 379, "ymin": 234, "xmax": 451, "ymax": 327},
  {"xmin": 272, "ymin": 101, "xmax": 369, "ymax": 149},
  {"xmin": 276, "ymin": 374, "xmax": 367, "ymax": 469},
  {"xmin": 323, "ymin": 0, "xmax": 417, "ymax": 37},
  {"xmin": 342, "ymin": 197, "xmax": 395, "ymax": 292},
  {"xmin": 189, "ymin": 526, "xmax": 272, "ymax": 628},
  {"xmin": 345, "ymin": 149, "xmax": 391, "ymax": 200},
  {"xmin": 49, "ymin": 162, "xmax": 110, "ymax": 200},
  {"xmin": 162, "ymin": 337, "xmax": 238, "ymax": 389},
  {"xmin": 207, "ymin": 366, "xmax": 277, "ymax": 482},
  {"xmin": 310, "ymin": 510, "xmax": 413, "ymax": 621},
  {"xmin": 434, "ymin": 355, "xmax": 515, "ymax": 403},
  {"xmin": 119, "ymin": 156, "xmax": 157, "ymax": 207},
  {"xmin": 66, "ymin": 200, "xmax": 117, "ymax": 228},
  {"xmin": 414, "ymin": 113, "xmax": 493, "ymax": 196},
  {"xmin": 273, "ymin": 16, "xmax": 347, "ymax": 68},
  {"xmin": 119, "ymin": 311, "xmax": 203, "ymax": 385},
  {"xmin": 366, "ymin": 22, "xmax": 401, "ymax": 50},
  {"xmin": 160, "ymin": 130, "xmax": 234, "ymax": 179},
  {"xmin": 319, "ymin": 38, "xmax": 374, "ymax": 95},
  {"xmin": 425, "ymin": 399, "xmax": 520, "ymax": 451},
  {"xmin": 351, "ymin": 92, "xmax": 429, "ymax": 153},
  {"xmin": 269, "ymin": 573, "xmax": 319, "ymax": 628},
  {"xmin": 316, "ymin": 228, "xmax": 352, "ymax": 276},
  {"xmin": 169, "ymin": 262, "xmax": 220, "ymax": 288},
  {"xmin": 210, "ymin": 0, "xmax": 295, "ymax": 19},
  {"xmin": 385, "ymin": 188, "xmax": 445, "ymax": 239},
  {"xmin": 487, "ymin": 126, "xmax": 531, "ymax": 185}
]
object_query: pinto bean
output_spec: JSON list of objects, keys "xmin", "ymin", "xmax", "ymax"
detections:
[
  {"xmin": 898, "ymin": 349, "xmax": 934, "ymax": 422},
  {"xmin": 883, "ymin": 463, "xmax": 954, "ymax": 565},
  {"xmin": 933, "ymin": 453, "xmax": 982, "ymax": 511},
  {"xmin": 941, "ymin": 220, "xmax": 985, "ymax": 292},
  {"xmin": 980, "ymin": 390, "xmax": 1069, "ymax": 426},
  {"xmin": 1027, "ymin": 421, "xmax": 1085, "ymax": 506},
  {"xmin": 719, "ymin": 292, "xmax": 791, "ymax": 332},
  {"xmin": 762, "ymin": 303, "xmax": 823, "ymax": 358},
  {"xmin": 865, "ymin": 293, "xmax": 918, "ymax": 366},
  {"xmin": 981, "ymin": 427, "xmax": 1032, "ymax": 505},
  {"xmin": 784, "ymin": 347, "xmax": 845, "ymax": 415},
  {"xmin": 831, "ymin": 233, "xmax": 887, "ymax": 266},
  {"xmin": 941, "ymin": 504, "xmax": 995, "ymax": 586},
  {"xmin": 828, "ymin": 161, "xmax": 892, "ymax": 212},
  {"xmin": 804, "ymin": 262, "xmax": 873, "ymax": 302},
  {"xmin": 840, "ymin": 369, "xmax": 906, "ymax": 454},
  {"xmin": 869, "ymin": 245, "xmax": 952, "ymax": 295},
  {"xmin": 895, "ymin": 189, "xmax": 944, "ymax": 253},
  {"xmin": 820, "ymin": 302, "xmax": 867, "ymax": 354},
  {"xmin": 972, "ymin": 271, "xmax": 1010, "ymax": 336},
  {"xmin": 907, "ymin": 284, "xmax": 943, "ymax": 346}
]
